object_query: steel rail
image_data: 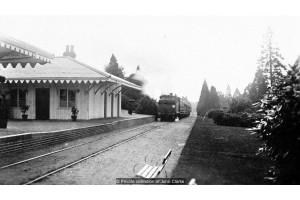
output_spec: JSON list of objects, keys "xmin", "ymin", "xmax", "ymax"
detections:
[
  {"xmin": 0, "ymin": 123, "xmax": 155, "ymax": 170},
  {"xmin": 23, "ymin": 125, "xmax": 165, "ymax": 185}
]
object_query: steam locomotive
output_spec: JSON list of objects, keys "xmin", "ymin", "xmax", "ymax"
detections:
[{"xmin": 157, "ymin": 93, "xmax": 191, "ymax": 121}]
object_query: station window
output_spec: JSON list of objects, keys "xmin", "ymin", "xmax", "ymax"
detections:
[
  {"xmin": 60, "ymin": 89, "xmax": 76, "ymax": 108},
  {"xmin": 10, "ymin": 89, "xmax": 26, "ymax": 107}
]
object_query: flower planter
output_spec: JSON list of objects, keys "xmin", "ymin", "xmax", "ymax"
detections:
[
  {"xmin": 71, "ymin": 116, "xmax": 77, "ymax": 121},
  {"xmin": 71, "ymin": 107, "xmax": 79, "ymax": 121},
  {"xmin": 20, "ymin": 105, "xmax": 30, "ymax": 120},
  {"xmin": 22, "ymin": 115, "xmax": 28, "ymax": 120}
]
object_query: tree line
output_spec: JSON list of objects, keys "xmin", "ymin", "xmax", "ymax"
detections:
[
  {"xmin": 196, "ymin": 28, "xmax": 300, "ymax": 184},
  {"xmin": 197, "ymin": 29, "xmax": 286, "ymax": 116},
  {"xmin": 105, "ymin": 54, "xmax": 157, "ymax": 115},
  {"xmin": 196, "ymin": 81, "xmax": 248, "ymax": 116}
]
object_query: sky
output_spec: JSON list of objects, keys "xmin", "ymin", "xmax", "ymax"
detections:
[{"xmin": 1, "ymin": 15, "xmax": 300, "ymax": 102}]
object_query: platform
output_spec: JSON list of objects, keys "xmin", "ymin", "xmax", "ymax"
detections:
[
  {"xmin": 0, "ymin": 110, "xmax": 155, "ymax": 156},
  {"xmin": 0, "ymin": 110, "xmax": 150, "ymax": 137}
]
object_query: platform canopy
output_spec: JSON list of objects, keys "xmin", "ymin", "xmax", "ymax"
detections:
[
  {"xmin": 1, "ymin": 56, "xmax": 142, "ymax": 91},
  {"xmin": 0, "ymin": 33, "xmax": 54, "ymax": 68}
]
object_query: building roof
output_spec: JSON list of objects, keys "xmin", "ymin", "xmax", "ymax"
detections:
[
  {"xmin": 0, "ymin": 33, "xmax": 54, "ymax": 67},
  {"xmin": 0, "ymin": 56, "xmax": 142, "ymax": 90}
]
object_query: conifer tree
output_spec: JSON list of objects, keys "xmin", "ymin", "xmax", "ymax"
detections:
[
  {"xmin": 245, "ymin": 67, "xmax": 268, "ymax": 103},
  {"xmin": 252, "ymin": 58, "xmax": 300, "ymax": 183},
  {"xmin": 196, "ymin": 80, "xmax": 210, "ymax": 116},
  {"xmin": 124, "ymin": 66, "xmax": 144, "ymax": 101},
  {"xmin": 233, "ymin": 88, "xmax": 242, "ymax": 99},
  {"xmin": 258, "ymin": 28, "xmax": 286, "ymax": 87},
  {"xmin": 218, "ymin": 91, "xmax": 228, "ymax": 108},
  {"xmin": 105, "ymin": 54, "xmax": 125, "ymax": 79},
  {"xmin": 209, "ymin": 86, "xmax": 220, "ymax": 109},
  {"xmin": 225, "ymin": 85, "xmax": 232, "ymax": 99},
  {"xmin": 225, "ymin": 85, "xmax": 232, "ymax": 106}
]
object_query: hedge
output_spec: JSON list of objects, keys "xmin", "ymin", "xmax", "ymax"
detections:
[
  {"xmin": 135, "ymin": 95, "xmax": 157, "ymax": 115},
  {"xmin": 212, "ymin": 110, "xmax": 262, "ymax": 128}
]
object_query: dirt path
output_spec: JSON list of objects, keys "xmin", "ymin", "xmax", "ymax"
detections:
[{"xmin": 34, "ymin": 117, "xmax": 196, "ymax": 185}]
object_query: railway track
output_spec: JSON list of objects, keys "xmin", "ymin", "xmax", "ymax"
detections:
[{"xmin": 0, "ymin": 122, "xmax": 171, "ymax": 185}]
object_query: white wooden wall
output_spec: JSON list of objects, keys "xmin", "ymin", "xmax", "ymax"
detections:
[
  {"xmin": 49, "ymin": 85, "xmax": 89, "ymax": 120},
  {"xmin": 88, "ymin": 84, "xmax": 103, "ymax": 119},
  {"xmin": 7, "ymin": 83, "xmax": 122, "ymax": 120},
  {"xmin": 9, "ymin": 87, "xmax": 36, "ymax": 119},
  {"xmin": 88, "ymin": 84, "xmax": 121, "ymax": 119},
  {"xmin": 112, "ymin": 92, "xmax": 119, "ymax": 117}
]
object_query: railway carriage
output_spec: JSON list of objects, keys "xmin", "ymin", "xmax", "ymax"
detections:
[{"xmin": 157, "ymin": 93, "xmax": 191, "ymax": 121}]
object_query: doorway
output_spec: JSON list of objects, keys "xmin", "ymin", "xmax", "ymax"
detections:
[{"xmin": 36, "ymin": 88, "xmax": 50, "ymax": 120}]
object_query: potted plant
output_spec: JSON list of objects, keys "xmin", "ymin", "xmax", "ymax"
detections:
[
  {"xmin": 20, "ymin": 105, "xmax": 30, "ymax": 120},
  {"xmin": 71, "ymin": 107, "xmax": 79, "ymax": 121}
]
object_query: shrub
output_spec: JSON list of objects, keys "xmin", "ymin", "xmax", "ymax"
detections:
[
  {"xmin": 207, "ymin": 109, "xmax": 226, "ymax": 119},
  {"xmin": 20, "ymin": 105, "xmax": 30, "ymax": 115},
  {"xmin": 244, "ymin": 108, "xmax": 254, "ymax": 113},
  {"xmin": 229, "ymin": 98, "xmax": 253, "ymax": 113},
  {"xmin": 252, "ymin": 63, "xmax": 300, "ymax": 184},
  {"xmin": 239, "ymin": 112, "xmax": 262, "ymax": 127},
  {"xmin": 213, "ymin": 112, "xmax": 224, "ymax": 125},
  {"xmin": 135, "ymin": 95, "xmax": 157, "ymax": 115},
  {"xmin": 212, "ymin": 110, "xmax": 226, "ymax": 124},
  {"xmin": 216, "ymin": 113, "xmax": 242, "ymax": 127},
  {"xmin": 71, "ymin": 107, "xmax": 79, "ymax": 116},
  {"xmin": 121, "ymin": 95, "xmax": 131, "ymax": 110},
  {"xmin": 212, "ymin": 111, "xmax": 261, "ymax": 127}
]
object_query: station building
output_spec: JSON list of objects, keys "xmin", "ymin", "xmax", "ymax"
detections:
[{"xmin": 0, "ymin": 36, "xmax": 141, "ymax": 120}]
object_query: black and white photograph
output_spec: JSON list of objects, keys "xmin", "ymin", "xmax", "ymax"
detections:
[{"xmin": 0, "ymin": 0, "xmax": 299, "ymax": 199}]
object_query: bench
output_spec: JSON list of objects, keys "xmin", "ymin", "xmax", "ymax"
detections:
[{"xmin": 135, "ymin": 149, "xmax": 172, "ymax": 179}]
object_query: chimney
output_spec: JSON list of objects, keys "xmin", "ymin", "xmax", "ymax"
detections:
[
  {"xmin": 63, "ymin": 45, "xmax": 69, "ymax": 57},
  {"xmin": 69, "ymin": 45, "xmax": 76, "ymax": 59},
  {"xmin": 63, "ymin": 45, "xmax": 76, "ymax": 59}
]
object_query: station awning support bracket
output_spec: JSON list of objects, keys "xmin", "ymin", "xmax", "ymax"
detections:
[
  {"xmin": 94, "ymin": 82, "xmax": 109, "ymax": 95},
  {"xmin": 88, "ymin": 82, "xmax": 97, "ymax": 92},
  {"xmin": 109, "ymin": 85, "xmax": 121, "ymax": 96},
  {"xmin": 115, "ymin": 88, "xmax": 130, "ymax": 97},
  {"xmin": 101, "ymin": 83, "xmax": 117, "ymax": 96},
  {"xmin": 115, "ymin": 88, "xmax": 123, "ymax": 97}
]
